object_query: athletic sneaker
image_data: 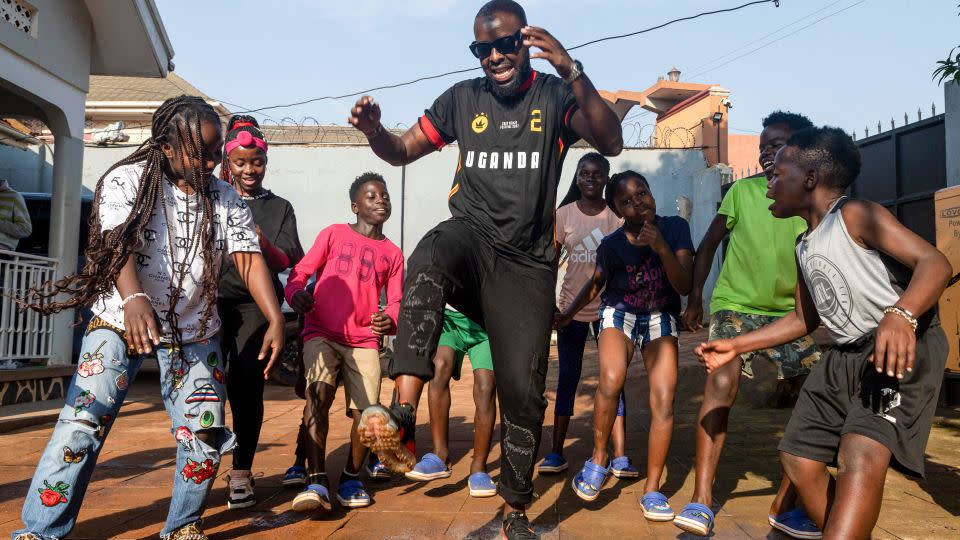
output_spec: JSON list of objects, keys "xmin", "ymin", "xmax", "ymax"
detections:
[
  {"xmin": 226, "ymin": 470, "xmax": 256, "ymax": 509},
  {"xmin": 160, "ymin": 522, "xmax": 207, "ymax": 540},
  {"xmin": 768, "ymin": 508, "xmax": 822, "ymax": 539},
  {"xmin": 336, "ymin": 479, "xmax": 372, "ymax": 508},
  {"xmin": 357, "ymin": 403, "xmax": 417, "ymax": 472},
  {"xmin": 537, "ymin": 452, "xmax": 568, "ymax": 474},
  {"xmin": 366, "ymin": 454, "xmax": 391, "ymax": 480},
  {"xmin": 282, "ymin": 465, "xmax": 307, "ymax": 487},
  {"xmin": 291, "ymin": 484, "xmax": 332, "ymax": 512},
  {"xmin": 405, "ymin": 453, "xmax": 453, "ymax": 481},
  {"xmin": 502, "ymin": 511, "xmax": 538, "ymax": 540},
  {"xmin": 468, "ymin": 471, "xmax": 497, "ymax": 497},
  {"xmin": 609, "ymin": 456, "xmax": 639, "ymax": 478}
]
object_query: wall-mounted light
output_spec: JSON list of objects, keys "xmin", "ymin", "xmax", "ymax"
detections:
[{"xmin": 712, "ymin": 111, "xmax": 723, "ymax": 124}]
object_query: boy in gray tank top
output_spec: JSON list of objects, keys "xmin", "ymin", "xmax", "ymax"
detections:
[{"xmin": 696, "ymin": 126, "xmax": 953, "ymax": 539}]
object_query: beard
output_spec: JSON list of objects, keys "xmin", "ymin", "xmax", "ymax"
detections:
[{"xmin": 486, "ymin": 58, "xmax": 533, "ymax": 99}]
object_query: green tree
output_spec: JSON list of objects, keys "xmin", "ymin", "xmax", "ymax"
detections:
[{"xmin": 933, "ymin": 4, "xmax": 960, "ymax": 85}]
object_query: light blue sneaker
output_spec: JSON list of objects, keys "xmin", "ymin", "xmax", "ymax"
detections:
[
  {"xmin": 537, "ymin": 452, "xmax": 568, "ymax": 474},
  {"xmin": 640, "ymin": 491, "xmax": 675, "ymax": 521},
  {"xmin": 282, "ymin": 465, "xmax": 307, "ymax": 487},
  {"xmin": 468, "ymin": 472, "xmax": 497, "ymax": 498},
  {"xmin": 571, "ymin": 459, "xmax": 610, "ymax": 502},
  {"xmin": 404, "ymin": 453, "xmax": 453, "ymax": 481},
  {"xmin": 366, "ymin": 454, "xmax": 390, "ymax": 480},
  {"xmin": 610, "ymin": 456, "xmax": 639, "ymax": 478},
  {"xmin": 336, "ymin": 479, "xmax": 372, "ymax": 508},
  {"xmin": 673, "ymin": 503, "xmax": 714, "ymax": 536},
  {"xmin": 768, "ymin": 508, "xmax": 822, "ymax": 539},
  {"xmin": 291, "ymin": 483, "xmax": 332, "ymax": 512}
]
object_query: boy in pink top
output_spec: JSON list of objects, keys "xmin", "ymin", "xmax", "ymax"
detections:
[{"xmin": 284, "ymin": 173, "xmax": 404, "ymax": 512}]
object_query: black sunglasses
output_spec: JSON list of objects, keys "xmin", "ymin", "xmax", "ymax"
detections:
[{"xmin": 469, "ymin": 30, "xmax": 524, "ymax": 59}]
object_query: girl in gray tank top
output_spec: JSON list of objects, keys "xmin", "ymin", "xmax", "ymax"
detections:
[{"xmin": 796, "ymin": 197, "xmax": 904, "ymax": 344}]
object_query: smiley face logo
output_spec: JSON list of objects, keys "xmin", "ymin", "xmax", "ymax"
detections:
[{"xmin": 472, "ymin": 113, "xmax": 488, "ymax": 134}]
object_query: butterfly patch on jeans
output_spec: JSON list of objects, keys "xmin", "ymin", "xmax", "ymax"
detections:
[{"xmin": 63, "ymin": 446, "xmax": 87, "ymax": 464}]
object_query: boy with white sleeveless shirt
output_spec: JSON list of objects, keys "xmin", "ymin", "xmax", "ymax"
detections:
[{"xmin": 697, "ymin": 126, "xmax": 953, "ymax": 539}]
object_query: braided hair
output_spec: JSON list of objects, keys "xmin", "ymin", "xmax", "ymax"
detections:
[
  {"xmin": 558, "ymin": 152, "xmax": 609, "ymax": 207},
  {"xmin": 22, "ymin": 95, "xmax": 222, "ymax": 358},
  {"xmin": 219, "ymin": 114, "xmax": 267, "ymax": 187}
]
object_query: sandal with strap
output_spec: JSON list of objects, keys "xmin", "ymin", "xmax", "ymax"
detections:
[{"xmin": 571, "ymin": 459, "xmax": 610, "ymax": 502}]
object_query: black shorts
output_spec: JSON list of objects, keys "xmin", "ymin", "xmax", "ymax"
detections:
[{"xmin": 778, "ymin": 324, "xmax": 947, "ymax": 477}]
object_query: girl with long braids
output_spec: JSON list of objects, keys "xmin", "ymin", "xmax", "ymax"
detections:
[
  {"xmin": 12, "ymin": 96, "xmax": 285, "ymax": 540},
  {"xmin": 217, "ymin": 115, "xmax": 303, "ymax": 509},
  {"xmin": 540, "ymin": 153, "xmax": 633, "ymax": 477}
]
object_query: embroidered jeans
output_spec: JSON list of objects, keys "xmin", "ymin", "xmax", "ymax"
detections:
[{"xmin": 14, "ymin": 328, "xmax": 234, "ymax": 539}]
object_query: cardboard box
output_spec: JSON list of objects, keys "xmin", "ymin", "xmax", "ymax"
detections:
[{"xmin": 935, "ymin": 185, "xmax": 960, "ymax": 372}]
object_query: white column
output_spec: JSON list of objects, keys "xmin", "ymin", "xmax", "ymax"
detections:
[
  {"xmin": 47, "ymin": 132, "xmax": 84, "ymax": 365},
  {"xmin": 945, "ymin": 83, "xmax": 960, "ymax": 187}
]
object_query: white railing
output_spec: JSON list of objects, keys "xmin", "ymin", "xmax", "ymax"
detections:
[{"xmin": 0, "ymin": 249, "xmax": 58, "ymax": 363}]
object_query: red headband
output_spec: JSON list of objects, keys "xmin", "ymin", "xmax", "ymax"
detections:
[{"xmin": 225, "ymin": 129, "xmax": 268, "ymax": 155}]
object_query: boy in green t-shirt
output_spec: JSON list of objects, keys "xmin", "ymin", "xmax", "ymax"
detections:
[
  {"xmin": 403, "ymin": 308, "xmax": 497, "ymax": 498},
  {"xmin": 675, "ymin": 112, "xmax": 822, "ymax": 538}
]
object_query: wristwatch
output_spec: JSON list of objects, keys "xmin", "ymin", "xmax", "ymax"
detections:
[{"xmin": 564, "ymin": 59, "xmax": 583, "ymax": 83}]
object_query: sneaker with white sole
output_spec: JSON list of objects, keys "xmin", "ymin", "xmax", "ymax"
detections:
[{"xmin": 226, "ymin": 470, "xmax": 256, "ymax": 510}]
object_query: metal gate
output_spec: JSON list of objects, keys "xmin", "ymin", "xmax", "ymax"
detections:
[{"xmin": 850, "ymin": 115, "xmax": 946, "ymax": 243}]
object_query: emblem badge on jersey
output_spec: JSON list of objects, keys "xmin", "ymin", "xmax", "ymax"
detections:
[{"xmin": 472, "ymin": 113, "xmax": 488, "ymax": 134}]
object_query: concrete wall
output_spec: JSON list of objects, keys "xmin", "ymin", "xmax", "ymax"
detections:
[
  {"xmin": 946, "ymin": 82, "xmax": 960, "ymax": 187},
  {"xmin": 0, "ymin": 0, "xmax": 92, "ymax": 93},
  {"xmin": 0, "ymin": 144, "xmax": 54, "ymax": 193},
  {"xmin": 77, "ymin": 143, "xmax": 723, "ymax": 304}
]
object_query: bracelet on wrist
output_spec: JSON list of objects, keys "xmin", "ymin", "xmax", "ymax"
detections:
[
  {"xmin": 121, "ymin": 292, "xmax": 150, "ymax": 308},
  {"xmin": 883, "ymin": 305, "xmax": 918, "ymax": 331}
]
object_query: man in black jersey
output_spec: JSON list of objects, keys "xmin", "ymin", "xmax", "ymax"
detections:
[{"xmin": 349, "ymin": 1, "xmax": 621, "ymax": 537}]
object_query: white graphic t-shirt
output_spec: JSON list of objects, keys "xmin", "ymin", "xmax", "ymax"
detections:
[
  {"xmin": 556, "ymin": 203, "xmax": 621, "ymax": 322},
  {"xmin": 93, "ymin": 162, "xmax": 260, "ymax": 342}
]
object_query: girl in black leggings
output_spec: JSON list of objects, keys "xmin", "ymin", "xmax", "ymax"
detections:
[{"xmin": 218, "ymin": 116, "xmax": 303, "ymax": 509}]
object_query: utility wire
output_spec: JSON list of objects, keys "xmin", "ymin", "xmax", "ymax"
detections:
[
  {"xmin": 685, "ymin": 0, "xmax": 866, "ymax": 80},
  {"xmin": 234, "ymin": 0, "xmax": 778, "ymax": 115}
]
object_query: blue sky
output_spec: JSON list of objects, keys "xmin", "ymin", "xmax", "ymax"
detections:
[{"xmin": 156, "ymin": 0, "xmax": 956, "ymax": 144}]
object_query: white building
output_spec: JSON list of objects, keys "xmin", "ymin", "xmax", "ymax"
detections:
[{"xmin": 0, "ymin": 0, "xmax": 174, "ymax": 382}]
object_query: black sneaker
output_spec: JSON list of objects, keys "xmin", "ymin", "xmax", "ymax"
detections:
[
  {"xmin": 356, "ymin": 403, "xmax": 417, "ymax": 472},
  {"xmin": 502, "ymin": 511, "xmax": 538, "ymax": 540}
]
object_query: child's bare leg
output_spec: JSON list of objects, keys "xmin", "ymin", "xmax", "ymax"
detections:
[
  {"xmin": 428, "ymin": 347, "xmax": 457, "ymax": 464},
  {"xmin": 304, "ymin": 381, "xmax": 337, "ymax": 484},
  {"xmin": 641, "ymin": 336, "xmax": 678, "ymax": 493},
  {"xmin": 471, "ymin": 368, "xmax": 497, "ymax": 473},
  {"xmin": 767, "ymin": 375, "xmax": 808, "ymax": 515},
  {"xmin": 395, "ymin": 375, "xmax": 426, "ymax": 410},
  {"xmin": 780, "ymin": 452, "xmax": 833, "ymax": 527},
  {"xmin": 591, "ymin": 329, "xmax": 633, "ymax": 467},
  {"xmin": 691, "ymin": 358, "xmax": 742, "ymax": 506},
  {"xmin": 781, "ymin": 436, "xmax": 889, "ymax": 535},
  {"xmin": 611, "ymin": 414, "xmax": 627, "ymax": 457},
  {"xmin": 346, "ymin": 411, "xmax": 369, "ymax": 475}
]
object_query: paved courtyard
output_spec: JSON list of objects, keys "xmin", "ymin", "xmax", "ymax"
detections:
[{"xmin": 1, "ymin": 330, "xmax": 958, "ymax": 539}]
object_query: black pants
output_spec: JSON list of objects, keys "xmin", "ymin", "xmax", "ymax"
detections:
[
  {"xmin": 219, "ymin": 300, "xmax": 269, "ymax": 470},
  {"xmin": 390, "ymin": 219, "xmax": 554, "ymax": 506}
]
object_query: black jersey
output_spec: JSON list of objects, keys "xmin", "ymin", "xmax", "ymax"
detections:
[{"xmin": 419, "ymin": 71, "xmax": 580, "ymax": 267}]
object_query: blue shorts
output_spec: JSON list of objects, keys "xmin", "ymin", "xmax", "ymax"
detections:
[{"xmin": 598, "ymin": 307, "xmax": 678, "ymax": 346}]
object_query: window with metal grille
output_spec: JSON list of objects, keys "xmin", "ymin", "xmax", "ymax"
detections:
[{"xmin": 1, "ymin": 0, "xmax": 36, "ymax": 37}]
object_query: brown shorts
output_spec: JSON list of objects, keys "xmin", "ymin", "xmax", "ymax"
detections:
[{"xmin": 302, "ymin": 337, "xmax": 381, "ymax": 411}]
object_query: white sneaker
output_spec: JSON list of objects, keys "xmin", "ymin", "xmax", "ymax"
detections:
[{"xmin": 227, "ymin": 470, "xmax": 256, "ymax": 509}]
